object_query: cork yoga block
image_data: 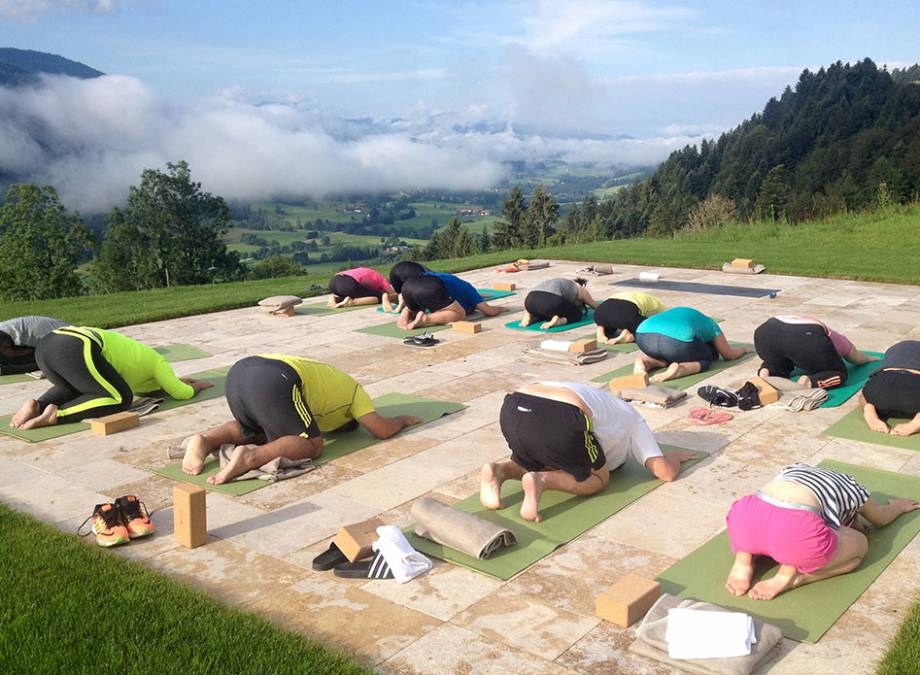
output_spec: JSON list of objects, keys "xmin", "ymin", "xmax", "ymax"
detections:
[
  {"xmin": 570, "ymin": 338, "xmax": 596, "ymax": 353},
  {"xmin": 451, "ymin": 321, "xmax": 482, "ymax": 334},
  {"xmin": 608, "ymin": 373, "xmax": 649, "ymax": 393},
  {"xmin": 334, "ymin": 517, "xmax": 385, "ymax": 562},
  {"xmin": 596, "ymin": 574, "xmax": 661, "ymax": 627},
  {"xmin": 173, "ymin": 484, "xmax": 207, "ymax": 549},
  {"xmin": 492, "ymin": 282, "xmax": 516, "ymax": 291},
  {"xmin": 90, "ymin": 411, "xmax": 139, "ymax": 436}
]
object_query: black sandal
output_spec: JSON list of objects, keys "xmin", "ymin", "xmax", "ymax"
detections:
[
  {"xmin": 312, "ymin": 542, "xmax": 348, "ymax": 571},
  {"xmin": 403, "ymin": 332, "xmax": 440, "ymax": 347},
  {"xmin": 697, "ymin": 385, "xmax": 739, "ymax": 408},
  {"xmin": 333, "ymin": 551, "xmax": 394, "ymax": 579}
]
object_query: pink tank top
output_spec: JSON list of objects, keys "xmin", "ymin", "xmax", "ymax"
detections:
[{"xmin": 339, "ymin": 268, "xmax": 393, "ymax": 294}]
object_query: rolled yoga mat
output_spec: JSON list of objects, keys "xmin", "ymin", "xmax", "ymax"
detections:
[
  {"xmin": 0, "ymin": 343, "xmax": 211, "ymax": 385},
  {"xmin": 505, "ymin": 308, "xmax": 597, "ymax": 333},
  {"xmin": 0, "ymin": 367, "xmax": 230, "ymax": 443},
  {"xmin": 656, "ymin": 460, "xmax": 920, "ymax": 643},
  {"xmin": 591, "ymin": 344, "xmax": 754, "ymax": 389},
  {"xmin": 613, "ymin": 278, "xmax": 780, "ymax": 298},
  {"xmin": 823, "ymin": 407, "xmax": 920, "ymax": 452},
  {"xmin": 406, "ymin": 447, "xmax": 706, "ymax": 580},
  {"xmin": 152, "ymin": 393, "xmax": 467, "ymax": 496},
  {"xmin": 789, "ymin": 353, "xmax": 883, "ymax": 408}
]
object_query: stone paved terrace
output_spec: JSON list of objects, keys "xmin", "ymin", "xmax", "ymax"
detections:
[{"xmin": 2, "ymin": 261, "xmax": 919, "ymax": 674}]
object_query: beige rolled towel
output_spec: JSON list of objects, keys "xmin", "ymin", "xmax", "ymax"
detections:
[
  {"xmin": 629, "ymin": 593, "xmax": 782, "ymax": 675},
  {"xmin": 411, "ymin": 496, "xmax": 516, "ymax": 559}
]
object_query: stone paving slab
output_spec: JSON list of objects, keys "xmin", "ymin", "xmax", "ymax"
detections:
[{"xmin": 2, "ymin": 260, "xmax": 919, "ymax": 673}]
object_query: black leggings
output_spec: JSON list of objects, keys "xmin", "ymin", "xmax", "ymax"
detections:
[
  {"xmin": 595, "ymin": 299, "xmax": 643, "ymax": 338},
  {"xmin": 524, "ymin": 290, "xmax": 584, "ymax": 324},
  {"xmin": 329, "ymin": 274, "xmax": 380, "ymax": 302},
  {"xmin": 863, "ymin": 370, "xmax": 920, "ymax": 419},
  {"xmin": 35, "ymin": 330, "xmax": 133, "ymax": 423},
  {"xmin": 754, "ymin": 318, "xmax": 847, "ymax": 388},
  {"xmin": 0, "ymin": 350, "xmax": 38, "ymax": 375}
]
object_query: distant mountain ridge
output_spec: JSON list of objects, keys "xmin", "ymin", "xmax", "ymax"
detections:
[{"xmin": 0, "ymin": 48, "xmax": 102, "ymax": 86}]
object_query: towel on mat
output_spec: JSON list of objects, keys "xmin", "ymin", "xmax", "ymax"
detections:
[
  {"xmin": 629, "ymin": 594, "xmax": 782, "ymax": 675},
  {"xmin": 617, "ymin": 385, "xmax": 686, "ymax": 408},
  {"xmin": 522, "ymin": 347, "xmax": 609, "ymax": 366},
  {"xmin": 130, "ymin": 396, "xmax": 164, "ymax": 416},
  {"xmin": 165, "ymin": 438, "xmax": 315, "ymax": 482},
  {"xmin": 373, "ymin": 525, "xmax": 432, "ymax": 583},
  {"xmin": 411, "ymin": 496, "xmax": 517, "ymax": 559}
]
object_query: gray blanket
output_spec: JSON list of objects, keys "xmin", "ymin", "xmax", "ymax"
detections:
[
  {"xmin": 522, "ymin": 347, "xmax": 609, "ymax": 366},
  {"xmin": 629, "ymin": 594, "xmax": 783, "ymax": 675},
  {"xmin": 411, "ymin": 496, "xmax": 516, "ymax": 559}
]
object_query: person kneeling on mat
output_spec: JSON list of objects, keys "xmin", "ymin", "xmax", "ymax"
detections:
[
  {"xmin": 385, "ymin": 260, "xmax": 430, "ymax": 313},
  {"xmin": 634, "ymin": 307, "xmax": 748, "ymax": 383},
  {"xmin": 594, "ymin": 292, "xmax": 665, "ymax": 345},
  {"xmin": 754, "ymin": 315, "xmax": 879, "ymax": 389},
  {"xmin": 521, "ymin": 277, "xmax": 597, "ymax": 330},
  {"xmin": 725, "ymin": 463, "xmax": 918, "ymax": 600},
  {"xmin": 10, "ymin": 327, "xmax": 214, "ymax": 430},
  {"xmin": 181, "ymin": 355, "xmax": 422, "ymax": 484},
  {"xmin": 0, "ymin": 315, "xmax": 68, "ymax": 375},
  {"xmin": 479, "ymin": 381, "xmax": 697, "ymax": 522},
  {"xmin": 861, "ymin": 340, "xmax": 920, "ymax": 436},
  {"xmin": 327, "ymin": 267, "xmax": 397, "ymax": 308},
  {"xmin": 397, "ymin": 272, "xmax": 505, "ymax": 330}
]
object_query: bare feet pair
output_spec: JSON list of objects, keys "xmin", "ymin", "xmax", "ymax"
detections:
[
  {"xmin": 541, "ymin": 315, "xmax": 566, "ymax": 330},
  {"xmin": 480, "ymin": 463, "xmax": 544, "ymax": 522},
  {"xmin": 10, "ymin": 399, "xmax": 58, "ymax": 430},
  {"xmin": 725, "ymin": 553, "xmax": 797, "ymax": 600},
  {"xmin": 181, "ymin": 435, "xmax": 255, "ymax": 485}
]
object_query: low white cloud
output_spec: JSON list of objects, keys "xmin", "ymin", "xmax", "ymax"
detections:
[{"xmin": 0, "ymin": 0, "xmax": 122, "ymax": 21}]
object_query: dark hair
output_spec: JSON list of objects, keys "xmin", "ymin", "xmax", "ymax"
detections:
[
  {"xmin": 389, "ymin": 261, "xmax": 428, "ymax": 293},
  {"xmin": 574, "ymin": 277, "xmax": 587, "ymax": 286},
  {"xmin": 0, "ymin": 331, "xmax": 12, "ymax": 350}
]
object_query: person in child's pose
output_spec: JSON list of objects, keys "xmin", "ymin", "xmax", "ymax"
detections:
[
  {"xmin": 594, "ymin": 292, "xmax": 665, "ymax": 345},
  {"xmin": 0, "ymin": 315, "xmax": 67, "ymax": 375},
  {"xmin": 520, "ymin": 277, "xmax": 598, "ymax": 330},
  {"xmin": 860, "ymin": 340, "xmax": 920, "ymax": 437},
  {"xmin": 397, "ymin": 272, "xmax": 505, "ymax": 329},
  {"xmin": 327, "ymin": 267, "xmax": 397, "ymax": 308},
  {"xmin": 724, "ymin": 463, "xmax": 918, "ymax": 600},
  {"xmin": 479, "ymin": 381, "xmax": 697, "ymax": 522}
]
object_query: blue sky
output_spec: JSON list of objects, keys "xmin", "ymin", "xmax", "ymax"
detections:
[{"xmin": 2, "ymin": 0, "xmax": 916, "ymax": 136}]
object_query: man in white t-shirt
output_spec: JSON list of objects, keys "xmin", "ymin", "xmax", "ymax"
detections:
[{"xmin": 480, "ymin": 381, "xmax": 697, "ymax": 522}]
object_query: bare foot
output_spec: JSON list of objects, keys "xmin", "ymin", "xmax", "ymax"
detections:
[
  {"xmin": 520, "ymin": 312, "xmax": 532, "ymax": 327},
  {"xmin": 633, "ymin": 359, "xmax": 649, "ymax": 376},
  {"xmin": 866, "ymin": 416, "xmax": 890, "ymax": 434},
  {"xmin": 520, "ymin": 472, "xmax": 545, "ymax": 522},
  {"xmin": 725, "ymin": 559, "xmax": 755, "ymax": 596},
  {"xmin": 480, "ymin": 463, "xmax": 504, "ymax": 509},
  {"xmin": 891, "ymin": 422, "xmax": 920, "ymax": 437},
  {"xmin": 182, "ymin": 434, "xmax": 213, "ymax": 475},
  {"xmin": 748, "ymin": 574, "xmax": 795, "ymax": 600},
  {"xmin": 208, "ymin": 444, "xmax": 254, "ymax": 485},
  {"xmin": 651, "ymin": 362, "xmax": 681, "ymax": 383},
  {"xmin": 541, "ymin": 316, "xmax": 566, "ymax": 330},
  {"xmin": 797, "ymin": 375, "xmax": 811, "ymax": 387},
  {"xmin": 758, "ymin": 367, "xmax": 770, "ymax": 378},
  {"xmin": 20, "ymin": 404, "xmax": 57, "ymax": 430},
  {"xmin": 10, "ymin": 399, "xmax": 41, "ymax": 428}
]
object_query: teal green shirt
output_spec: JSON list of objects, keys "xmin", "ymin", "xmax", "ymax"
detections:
[{"xmin": 635, "ymin": 307, "xmax": 721, "ymax": 343}]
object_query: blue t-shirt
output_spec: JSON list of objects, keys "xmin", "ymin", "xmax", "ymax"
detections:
[
  {"xmin": 636, "ymin": 307, "xmax": 721, "ymax": 343},
  {"xmin": 425, "ymin": 272, "xmax": 484, "ymax": 313}
]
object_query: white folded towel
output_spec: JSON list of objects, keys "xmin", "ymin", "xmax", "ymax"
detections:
[
  {"xmin": 666, "ymin": 608, "xmax": 756, "ymax": 659},
  {"xmin": 539, "ymin": 339, "xmax": 572, "ymax": 352},
  {"xmin": 372, "ymin": 525, "xmax": 432, "ymax": 584}
]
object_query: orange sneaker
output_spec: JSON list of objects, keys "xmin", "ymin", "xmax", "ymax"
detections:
[
  {"xmin": 80, "ymin": 503, "xmax": 130, "ymax": 547},
  {"xmin": 114, "ymin": 495, "xmax": 155, "ymax": 539}
]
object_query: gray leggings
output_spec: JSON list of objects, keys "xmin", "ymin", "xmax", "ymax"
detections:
[{"xmin": 636, "ymin": 331, "xmax": 718, "ymax": 371}]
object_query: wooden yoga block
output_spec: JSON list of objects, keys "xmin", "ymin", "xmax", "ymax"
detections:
[
  {"xmin": 570, "ymin": 338, "xmax": 597, "ymax": 353},
  {"xmin": 173, "ymin": 484, "xmax": 207, "ymax": 549},
  {"xmin": 607, "ymin": 373, "xmax": 649, "ymax": 393},
  {"xmin": 493, "ymin": 282, "xmax": 516, "ymax": 291},
  {"xmin": 90, "ymin": 411, "xmax": 139, "ymax": 436},
  {"xmin": 272, "ymin": 305, "xmax": 296, "ymax": 317},
  {"xmin": 334, "ymin": 517, "xmax": 385, "ymax": 562},
  {"xmin": 596, "ymin": 573, "xmax": 661, "ymax": 627},
  {"xmin": 452, "ymin": 320, "xmax": 482, "ymax": 334},
  {"xmin": 747, "ymin": 376, "xmax": 780, "ymax": 405},
  {"xmin": 730, "ymin": 258, "xmax": 754, "ymax": 268}
]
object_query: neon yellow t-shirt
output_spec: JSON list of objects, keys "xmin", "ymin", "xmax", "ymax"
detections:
[
  {"xmin": 260, "ymin": 354, "xmax": 375, "ymax": 432},
  {"xmin": 610, "ymin": 291, "xmax": 665, "ymax": 318}
]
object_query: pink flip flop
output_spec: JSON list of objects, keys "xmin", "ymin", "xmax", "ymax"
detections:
[{"xmin": 689, "ymin": 407, "xmax": 733, "ymax": 425}]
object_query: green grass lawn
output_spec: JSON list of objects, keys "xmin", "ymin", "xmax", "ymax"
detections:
[
  {"xmin": 0, "ymin": 502, "xmax": 369, "ymax": 674},
  {"xmin": 878, "ymin": 597, "xmax": 920, "ymax": 674}
]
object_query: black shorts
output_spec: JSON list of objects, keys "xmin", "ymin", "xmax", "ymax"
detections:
[
  {"xmin": 330, "ymin": 274, "xmax": 380, "ymax": 302},
  {"xmin": 595, "ymin": 298, "xmax": 643, "ymax": 338},
  {"xmin": 401, "ymin": 275, "xmax": 455, "ymax": 313},
  {"xmin": 524, "ymin": 290, "xmax": 584, "ymax": 324},
  {"xmin": 499, "ymin": 392, "xmax": 605, "ymax": 482},
  {"xmin": 754, "ymin": 318, "xmax": 847, "ymax": 388},
  {"xmin": 226, "ymin": 356, "xmax": 321, "ymax": 442},
  {"xmin": 388, "ymin": 261, "xmax": 428, "ymax": 293},
  {"xmin": 863, "ymin": 370, "xmax": 920, "ymax": 419}
]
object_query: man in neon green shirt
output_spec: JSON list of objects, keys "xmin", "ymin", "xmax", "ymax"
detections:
[
  {"xmin": 10, "ymin": 327, "xmax": 213, "ymax": 430},
  {"xmin": 181, "ymin": 355, "xmax": 422, "ymax": 485}
]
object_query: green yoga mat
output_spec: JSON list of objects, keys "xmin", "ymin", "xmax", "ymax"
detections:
[
  {"xmin": 407, "ymin": 447, "xmax": 706, "ymax": 580},
  {"xmin": 296, "ymin": 302, "xmax": 374, "ymax": 316},
  {"xmin": 506, "ymin": 308, "xmax": 596, "ymax": 334},
  {"xmin": 0, "ymin": 367, "xmax": 229, "ymax": 443},
  {"xmin": 357, "ymin": 307, "xmax": 517, "ymax": 339},
  {"xmin": 152, "ymin": 393, "xmax": 467, "ymax": 495},
  {"xmin": 790, "ymin": 353, "xmax": 883, "ymax": 408},
  {"xmin": 373, "ymin": 288, "xmax": 517, "ymax": 315},
  {"xmin": 0, "ymin": 343, "xmax": 211, "ymax": 386},
  {"xmin": 657, "ymin": 460, "xmax": 920, "ymax": 643},
  {"xmin": 823, "ymin": 407, "xmax": 920, "ymax": 452},
  {"xmin": 591, "ymin": 345, "xmax": 754, "ymax": 389}
]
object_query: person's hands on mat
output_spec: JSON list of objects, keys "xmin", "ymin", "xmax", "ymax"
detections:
[{"xmin": 182, "ymin": 378, "xmax": 215, "ymax": 393}]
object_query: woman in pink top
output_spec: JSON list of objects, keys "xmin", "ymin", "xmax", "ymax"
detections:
[
  {"xmin": 753, "ymin": 315, "xmax": 879, "ymax": 388},
  {"xmin": 327, "ymin": 267, "xmax": 397, "ymax": 308}
]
